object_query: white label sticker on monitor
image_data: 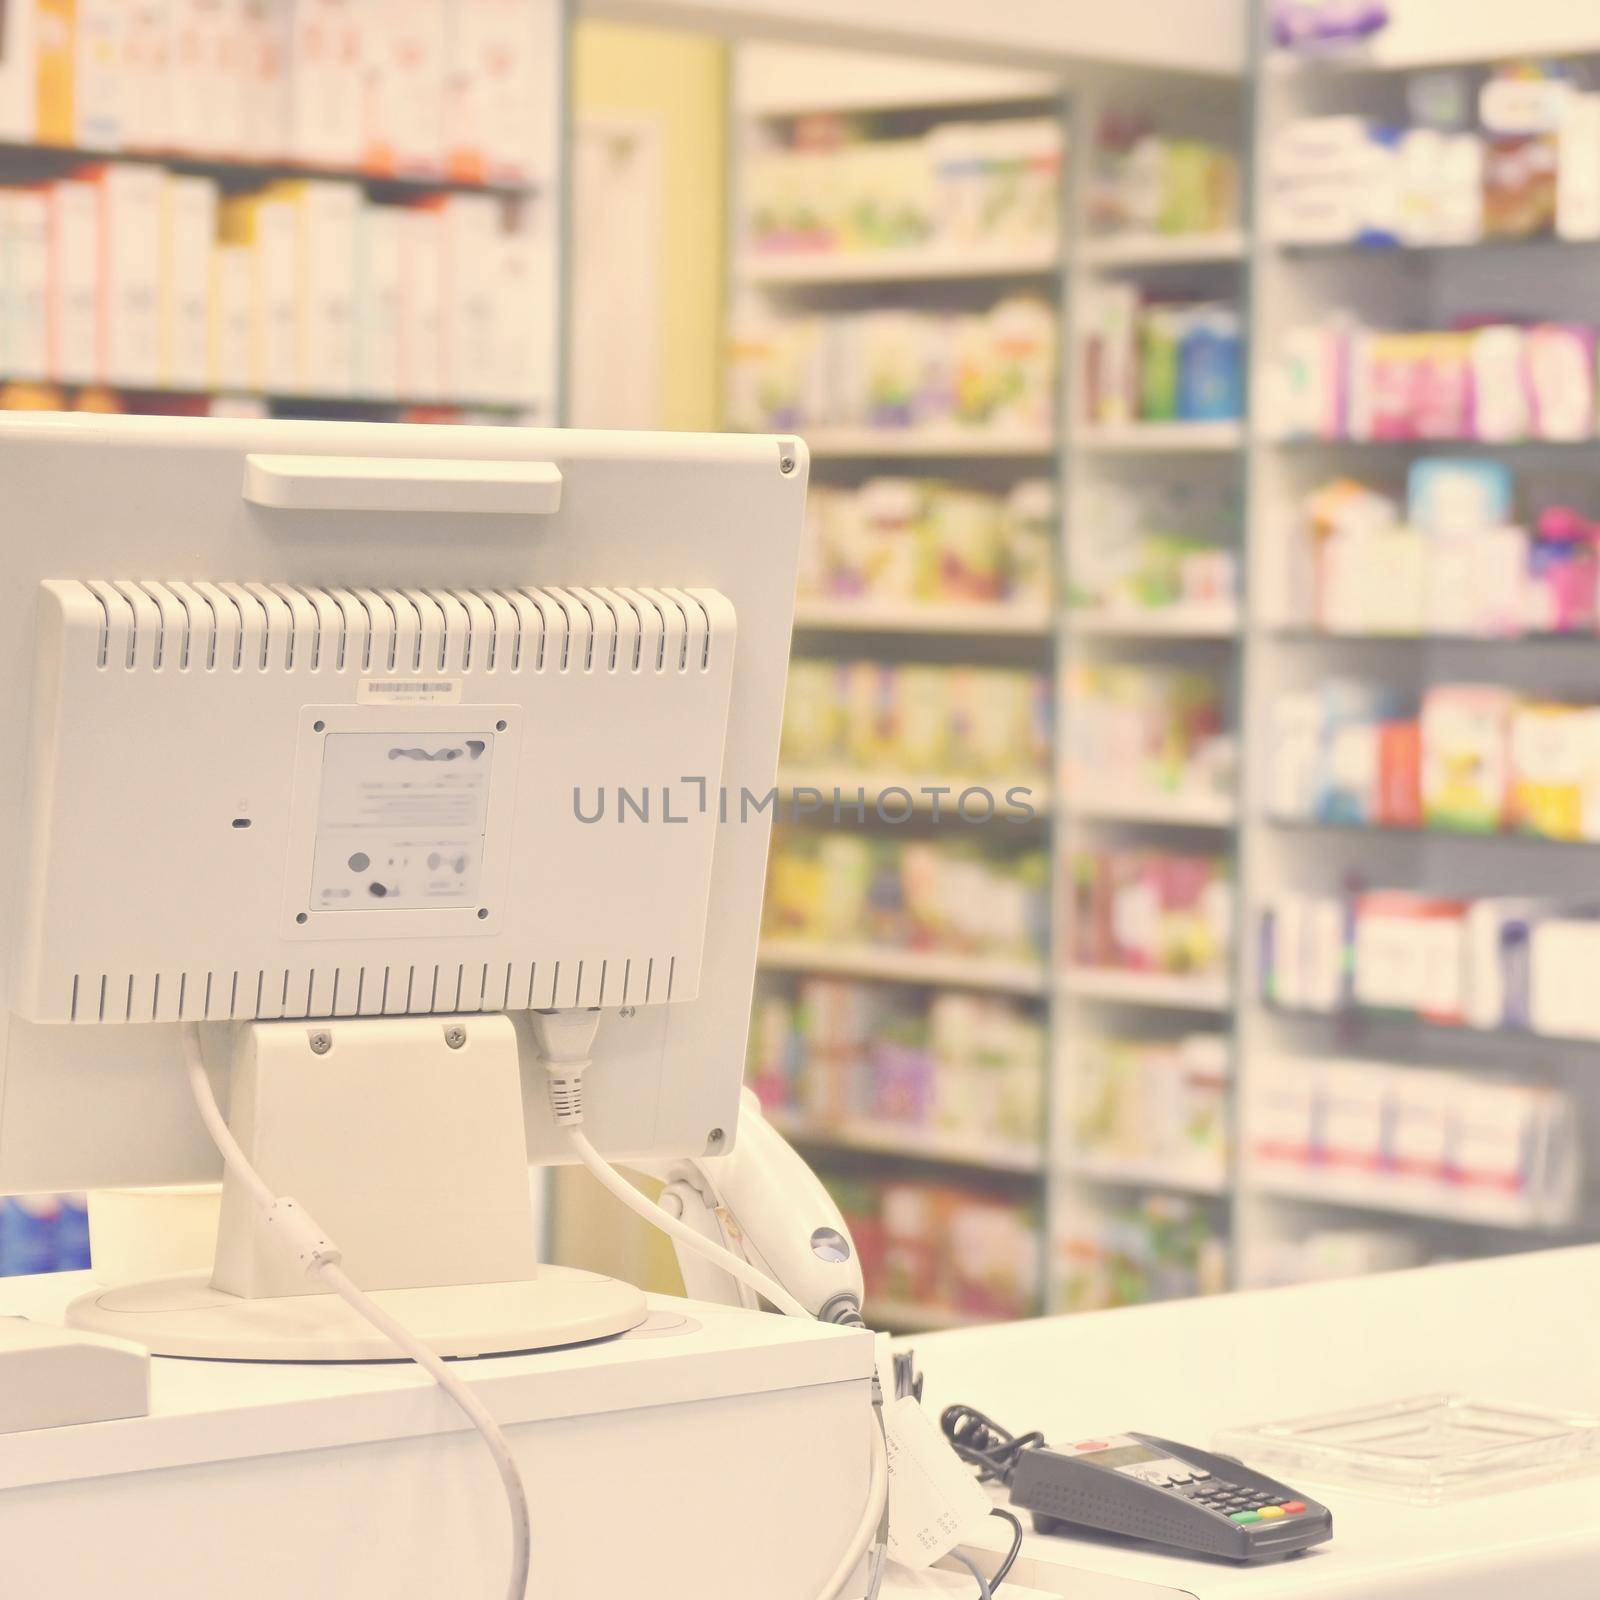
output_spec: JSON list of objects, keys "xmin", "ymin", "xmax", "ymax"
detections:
[
  {"xmin": 310, "ymin": 730, "xmax": 495, "ymax": 911},
  {"xmin": 357, "ymin": 677, "xmax": 463, "ymax": 705}
]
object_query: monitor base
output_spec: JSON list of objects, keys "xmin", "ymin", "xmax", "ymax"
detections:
[{"xmin": 65, "ymin": 1266, "xmax": 648, "ymax": 1361}]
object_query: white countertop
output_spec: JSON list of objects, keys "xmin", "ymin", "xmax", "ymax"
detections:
[
  {"xmin": 0, "ymin": 1271, "xmax": 869, "ymax": 1492},
  {"xmin": 897, "ymin": 1246, "xmax": 1600, "ymax": 1599}
]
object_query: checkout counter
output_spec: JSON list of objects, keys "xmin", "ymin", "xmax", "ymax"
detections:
[
  {"xmin": 0, "ymin": 1244, "xmax": 1596, "ymax": 1597},
  {"xmin": 908, "ymin": 1243, "xmax": 1600, "ymax": 1599}
]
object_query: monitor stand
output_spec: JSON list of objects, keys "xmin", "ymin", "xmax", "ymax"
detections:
[{"xmin": 65, "ymin": 1015, "xmax": 647, "ymax": 1360}]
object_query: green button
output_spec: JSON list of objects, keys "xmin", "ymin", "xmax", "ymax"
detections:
[{"xmin": 1229, "ymin": 1511, "xmax": 1261, "ymax": 1524}]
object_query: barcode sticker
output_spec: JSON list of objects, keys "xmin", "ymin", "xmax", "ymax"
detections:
[{"xmin": 357, "ymin": 678, "xmax": 463, "ymax": 705}]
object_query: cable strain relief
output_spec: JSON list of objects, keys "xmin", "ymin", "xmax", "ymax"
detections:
[
  {"xmin": 545, "ymin": 1072, "xmax": 586, "ymax": 1127},
  {"xmin": 818, "ymin": 1292, "xmax": 866, "ymax": 1328},
  {"xmin": 263, "ymin": 1197, "xmax": 343, "ymax": 1277}
]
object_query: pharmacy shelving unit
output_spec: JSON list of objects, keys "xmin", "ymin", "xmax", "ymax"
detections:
[
  {"xmin": 0, "ymin": 2, "xmax": 566, "ymax": 1274},
  {"xmin": 1052, "ymin": 75, "xmax": 1250, "ymax": 1315},
  {"xmin": 728, "ymin": 44, "xmax": 1067, "ymax": 1333},
  {"xmin": 730, "ymin": 41, "xmax": 1261, "ymax": 1331},
  {"xmin": 1235, "ymin": 3, "xmax": 1600, "ymax": 1290},
  {"xmin": 0, "ymin": 0, "xmax": 564, "ymax": 427}
]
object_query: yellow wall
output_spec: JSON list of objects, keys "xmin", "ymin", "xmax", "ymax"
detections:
[
  {"xmin": 556, "ymin": 19, "xmax": 729, "ymax": 1289},
  {"xmin": 572, "ymin": 19, "xmax": 728, "ymax": 431}
]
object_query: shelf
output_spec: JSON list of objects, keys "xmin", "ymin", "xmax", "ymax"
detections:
[
  {"xmin": 1243, "ymin": 1164, "xmax": 1578, "ymax": 1232},
  {"xmin": 738, "ymin": 50, "xmax": 1059, "ymax": 118},
  {"xmin": 1266, "ymin": 23, "xmax": 1600, "ymax": 78},
  {"xmin": 1265, "ymin": 433, "xmax": 1600, "ymax": 454},
  {"xmin": 864, "ymin": 1298, "xmax": 1006, "ymax": 1332},
  {"xmin": 1062, "ymin": 967, "xmax": 1233, "ymax": 1011},
  {"xmin": 793, "ymin": 598, "xmax": 1053, "ymax": 636},
  {"xmin": 1081, "ymin": 230, "xmax": 1246, "ymax": 267},
  {"xmin": 1269, "ymin": 815, "xmax": 1600, "ymax": 850},
  {"xmin": 0, "ymin": 139, "xmax": 537, "ymax": 197},
  {"xmin": 777, "ymin": 767, "xmax": 1050, "ymax": 813},
  {"xmin": 759, "ymin": 939, "xmax": 1047, "ymax": 996},
  {"xmin": 1071, "ymin": 607, "xmax": 1240, "ymax": 640},
  {"xmin": 1269, "ymin": 625, "xmax": 1600, "ymax": 646},
  {"xmin": 804, "ymin": 427, "xmax": 1057, "ymax": 460},
  {"xmin": 0, "ymin": 380, "xmax": 531, "ymax": 415},
  {"xmin": 1062, "ymin": 1152, "xmax": 1230, "ymax": 1197},
  {"xmin": 767, "ymin": 1112, "xmax": 1044, "ymax": 1174},
  {"xmin": 1077, "ymin": 421, "xmax": 1244, "ymax": 454},
  {"xmin": 1263, "ymin": 1000, "xmax": 1600, "ymax": 1051},
  {"xmin": 1072, "ymin": 789, "xmax": 1237, "ymax": 828},
  {"xmin": 740, "ymin": 240, "xmax": 1058, "ymax": 286},
  {"xmin": 1276, "ymin": 232, "xmax": 1600, "ymax": 259}
]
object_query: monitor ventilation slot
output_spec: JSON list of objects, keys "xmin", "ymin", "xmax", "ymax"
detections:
[
  {"xmin": 66, "ymin": 956, "xmax": 672, "ymax": 1022},
  {"xmin": 74, "ymin": 581, "xmax": 725, "ymax": 678}
]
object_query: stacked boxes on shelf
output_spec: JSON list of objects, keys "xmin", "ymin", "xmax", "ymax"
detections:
[
  {"xmin": 748, "ymin": 980, "xmax": 1045, "ymax": 1154},
  {"xmin": 799, "ymin": 479, "xmax": 1053, "ymax": 610},
  {"xmin": 1269, "ymin": 676, "xmax": 1600, "ymax": 841},
  {"xmin": 1272, "ymin": 316, "xmax": 1600, "ymax": 443},
  {"xmin": 1053, "ymin": 1193, "xmax": 1228, "ymax": 1311},
  {"xmin": 1280, "ymin": 460, "xmax": 1600, "ymax": 637},
  {"xmin": 1260, "ymin": 885, "xmax": 1600, "ymax": 1042},
  {"xmin": 0, "ymin": 0, "xmax": 553, "ymax": 410},
  {"xmin": 782, "ymin": 659, "xmax": 1051, "ymax": 783},
  {"xmin": 1070, "ymin": 1033, "xmax": 1230, "ymax": 1184},
  {"xmin": 1088, "ymin": 113, "xmax": 1240, "ymax": 240},
  {"xmin": 1069, "ymin": 848, "xmax": 1233, "ymax": 982},
  {"xmin": 765, "ymin": 834, "xmax": 1049, "ymax": 967},
  {"xmin": 1268, "ymin": 62, "xmax": 1600, "ymax": 248},
  {"xmin": 828, "ymin": 1171, "xmax": 1040, "ymax": 1322},
  {"xmin": 1244, "ymin": 1054, "xmax": 1580, "ymax": 1227},
  {"xmin": 1081, "ymin": 285, "xmax": 1244, "ymax": 426},
  {"xmin": 1067, "ymin": 662, "xmax": 1235, "ymax": 809},
  {"xmin": 0, "ymin": 0, "xmax": 548, "ymax": 181},
  {"xmin": 1067, "ymin": 479, "xmax": 1240, "ymax": 622},
  {"xmin": 726, "ymin": 298, "xmax": 1057, "ymax": 437},
  {"xmin": 0, "ymin": 171, "xmax": 542, "ymax": 403},
  {"xmin": 743, "ymin": 114, "xmax": 1062, "ymax": 259}
]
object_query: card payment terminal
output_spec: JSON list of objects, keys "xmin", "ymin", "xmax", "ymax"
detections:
[{"xmin": 1008, "ymin": 1432, "xmax": 1333, "ymax": 1562}]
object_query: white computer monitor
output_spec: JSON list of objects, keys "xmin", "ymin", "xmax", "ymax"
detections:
[{"xmin": 0, "ymin": 414, "xmax": 807, "ymax": 1356}]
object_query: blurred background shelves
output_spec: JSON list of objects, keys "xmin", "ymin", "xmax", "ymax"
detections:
[
  {"xmin": 776, "ymin": 768, "xmax": 1052, "ymax": 813},
  {"xmin": 1072, "ymin": 789, "xmax": 1238, "ymax": 827},
  {"xmin": 792, "ymin": 598, "xmax": 1054, "ymax": 636},
  {"xmin": 0, "ymin": 141, "xmax": 541, "ymax": 198},
  {"xmin": 0, "ymin": 0, "xmax": 560, "ymax": 424},
  {"xmin": 739, "ymin": 239, "xmax": 1059, "ymax": 286},
  {"xmin": 1063, "ymin": 1151, "xmax": 1230, "ymax": 1197},
  {"xmin": 1062, "ymin": 967, "xmax": 1234, "ymax": 1011},
  {"xmin": 1070, "ymin": 604, "xmax": 1240, "ymax": 638},
  {"xmin": 765, "ymin": 1111, "xmax": 1045, "ymax": 1176},
  {"xmin": 1080, "ymin": 228, "xmax": 1247, "ymax": 266},
  {"xmin": 757, "ymin": 939, "xmax": 1048, "ymax": 997},
  {"xmin": 801, "ymin": 428, "xmax": 1058, "ymax": 459},
  {"xmin": 1078, "ymin": 420, "xmax": 1246, "ymax": 453}
]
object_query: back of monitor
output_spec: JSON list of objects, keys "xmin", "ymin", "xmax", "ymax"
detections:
[{"xmin": 0, "ymin": 414, "xmax": 806, "ymax": 1192}]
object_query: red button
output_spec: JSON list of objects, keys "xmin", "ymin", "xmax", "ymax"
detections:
[
  {"xmin": 1282, "ymin": 1501, "xmax": 1306, "ymax": 1515},
  {"xmin": 1074, "ymin": 1440, "xmax": 1110, "ymax": 1452}
]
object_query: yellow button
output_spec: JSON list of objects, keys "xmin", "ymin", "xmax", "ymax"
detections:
[{"xmin": 1256, "ymin": 1506, "xmax": 1286, "ymax": 1520}]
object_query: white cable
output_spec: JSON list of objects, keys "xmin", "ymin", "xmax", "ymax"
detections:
[
  {"xmin": 560, "ymin": 1125, "xmax": 811, "ymax": 1319},
  {"xmin": 558, "ymin": 1123, "xmax": 888, "ymax": 1600},
  {"xmin": 181, "ymin": 1026, "xmax": 532, "ymax": 1600},
  {"xmin": 950, "ymin": 1550, "xmax": 993, "ymax": 1600},
  {"xmin": 818, "ymin": 1405, "xmax": 889, "ymax": 1600}
]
